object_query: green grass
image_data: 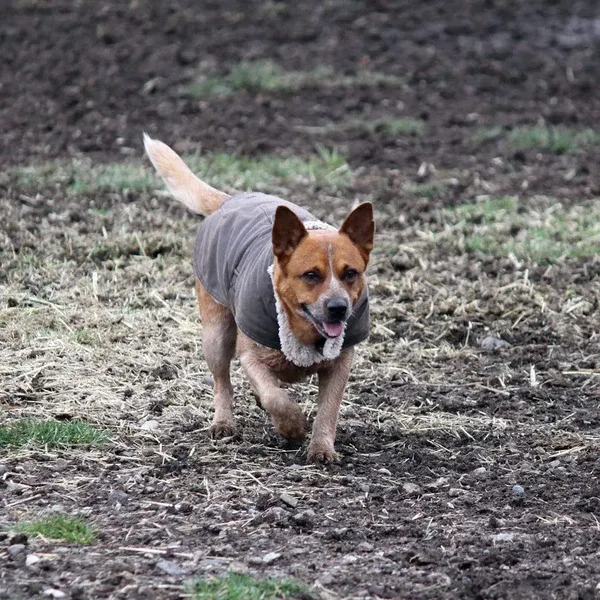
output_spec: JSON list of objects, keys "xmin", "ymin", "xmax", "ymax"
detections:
[
  {"xmin": 191, "ymin": 573, "xmax": 310, "ymax": 600},
  {"xmin": 14, "ymin": 515, "xmax": 95, "ymax": 544},
  {"xmin": 509, "ymin": 126, "xmax": 600, "ymax": 154},
  {"xmin": 0, "ymin": 420, "xmax": 107, "ymax": 449},
  {"xmin": 14, "ymin": 161, "xmax": 153, "ymax": 195},
  {"xmin": 12, "ymin": 149, "xmax": 351, "ymax": 196},
  {"xmin": 439, "ymin": 196, "xmax": 600, "ymax": 262},
  {"xmin": 472, "ymin": 126, "xmax": 504, "ymax": 144},
  {"xmin": 472, "ymin": 125, "xmax": 600, "ymax": 154},
  {"xmin": 403, "ymin": 181, "xmax": 447, "ymax": 199},
  {"xmin": 186, "ymin": 59, "xmax": 403, "ymax": 98},
  {"xmin": 184, "ymin": 147, "xmax": 351, "ymax": 192}
]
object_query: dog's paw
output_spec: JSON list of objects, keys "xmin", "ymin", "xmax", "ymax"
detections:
[
  {"xmin": 307, "ymin": 441, "xmax": 339, "ymax": 463},
  {"xmin": 210, "ymin": 420, "xmax": 237, "ymax": 439},
  {"xmin": 272, "ymin": 403, "xmax": 308, "ymax": 443}
]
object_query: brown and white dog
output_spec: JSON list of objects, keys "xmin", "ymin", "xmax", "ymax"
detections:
[{"xmin": 143, "ymin": 134, "xmax": 374, "ymax": 462}]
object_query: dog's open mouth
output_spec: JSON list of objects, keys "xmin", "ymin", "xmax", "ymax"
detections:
[
  {"xmin": 321, "ymin": 321, "xmax": 344, "ymax": 338},
  {"xmin": 301, "ymin": 305, "xmax": 345, "ymax": 339}
]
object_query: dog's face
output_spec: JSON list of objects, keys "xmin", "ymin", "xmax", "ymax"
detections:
[{"xmin": 272, "ymin": 203, "xmax": 374, "ymax": 345}]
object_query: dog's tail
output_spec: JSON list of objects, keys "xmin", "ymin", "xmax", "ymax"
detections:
[{"xmin": 143, "ymin": 133, "xmax": 229, "ymax": 216}]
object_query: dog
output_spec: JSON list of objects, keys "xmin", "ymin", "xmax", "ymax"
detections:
[{"xmin": 143, "ymin": 134, "xmax": 374, "ymax": 462}]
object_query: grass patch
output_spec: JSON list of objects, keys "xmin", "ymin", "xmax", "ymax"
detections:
[
  {"xmin": 404, "ymin": 181, "xmax": 447, "ymax": 199},
  {"xmin": 184, "ymin": 147, "xmax": 351, "ymax": 192},
  {"xmin": 14, "ymin": 515, "xmax": 95, "ymax": 544},
  {"xmin": 439, "ymin": 196, "xmax": 600, "ymax": 262},
  {"xmin": 508, "ymin": 126, "xmax": 600, "ymax": 154},
  {"xmin": 472, "ymin": 126, "xmax": 504, "ymax": 144},
  {"xmin": 12, "ymin": 149, "xmax": 351, "ymax": 196},
  {"xmin": 0, "ymin": 419, "xmax": 107, "ymax": 449},
  {"xmin": 472, "ymin": 125, "xmax": 600, "ymax": 154},
  {"xmin": 191, "ymin": 573, "xmax": 310, "ymax": 600},
  {"xmin": 186, "ymin": 59, "xmax": 403, "ymax": 98},
  {"xmin": 14, "ymin": 161, "xmax": 153, "ymax": 195}
]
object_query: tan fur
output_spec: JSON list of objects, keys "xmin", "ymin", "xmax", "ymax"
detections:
[
  {"xmin": 143, "ymin": 133, "xmax": 229, "ymax": 215},
  {"xmin": 272, "ymin": 230, "xmax": 368, "ymax": 345},
  {"xmin": 146, "ymin": 137, "xmax": 374, "ymax": 462}
]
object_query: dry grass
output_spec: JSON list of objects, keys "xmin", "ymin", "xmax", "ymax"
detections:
[{"xmin": 2, "ymin": 157, "xmax": 599, "ymax": 567}]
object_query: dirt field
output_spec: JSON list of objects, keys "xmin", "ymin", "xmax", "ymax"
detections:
[{"xmin": 1, "ymin": 1, "xmax": 600, "ymax": 599}]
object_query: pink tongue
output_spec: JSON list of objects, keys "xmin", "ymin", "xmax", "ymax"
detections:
[{"xmin": 322, "ymin": 321, "xmax": 344, "ymax": 338}]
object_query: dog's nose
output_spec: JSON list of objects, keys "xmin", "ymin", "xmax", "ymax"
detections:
[{"xmin": 326, "ymin": 298, "xmax": 348, "ymax": 321}]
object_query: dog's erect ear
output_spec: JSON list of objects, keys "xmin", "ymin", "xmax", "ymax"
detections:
[
  {"xmin": 339, "ymin": 202, "xmax": 374, "ymax": 263},
  {"xmin": 272, "ymin": 206, "xmax": 308, "ymax": 263}
]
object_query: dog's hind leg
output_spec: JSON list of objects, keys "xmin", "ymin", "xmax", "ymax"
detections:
[{"xmin": 196, "ymin": 280, "xmax": 237, "ymax": 438}]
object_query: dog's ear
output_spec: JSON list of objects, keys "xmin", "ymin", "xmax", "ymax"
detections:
[
  {"xmin": 272, "ymin": 206, "xmax": 308, "ymax": 263},
  {"xmin": 339, "ymin": 202, "xmax": 374, "ymax": 264}
]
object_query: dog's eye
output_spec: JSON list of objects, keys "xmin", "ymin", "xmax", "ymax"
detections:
[
  {"xmin": 302, "ymin": 270, "xmax": 321, "ymax": 283},
  {"xmin": 343, "ymin": 268, "xmax": 359, "ymax": 283}
]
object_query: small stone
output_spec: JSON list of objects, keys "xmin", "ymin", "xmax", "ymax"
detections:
[
  {"xmin": 141, "ymin": 420, "xmax": 160, "ymax": 431},
  {"xmin": 7, "ymin": 544, "xmax": 27, "ymax": 559},
  {"xmin": 228, "ymin": 560, "xmax": 248, "ymax": 573},
  {"xmin": 108, "ymin": 491, "xmax": 129, "ymax": 507},
  {"xmin": 26, "ymin": 554, "xmax": 41, "ymax": 567},
  {"xmin": 47, "ymin": 504, "xmax": 66, "ymax": 515},
  {"xmin": 357, "ymin": 541, "xmax": 374, "ymax": 552},
  {"xmin": 175, "ymin": 501, "xmax": 193, "ymax": 514},
  {"xmin": 390, "ymin": 252, "xmax": 416, "ymax": 272},
  {"xmin": 156, "ymin": 560, "xmax": 186, "ymax": 575},
  {"xmin": 318, "ymin": 573, "xmax": 335, "ymax": 585},
  {"xmin": 328, "ymin": 527, "xmax": 348, "ymax": 540},
  {"xmin": 512, "ymin": 484, "xmax": 525, "ymax": 497},
  {"xmin": 342, "ymin": 554, "xmax": 358, "ymax": 564},
  {"xmin": 448, "ymin": 488, "xmax": 465, "ymax": 497},
  {"xmin": 202, "ymin": 376, "xmax": 214, "ymax": 387},
  {"xmin": 402, "ymin": 482, "xmax": 421, "ymax": 495},
  {"xmin": 377, "ymin": 468, "xmax": 392, "ymax": 476},
  {"xmin": 548, "ymin": 460, "xmax": 561, "ymax": 469},
  {"xmin": 0, "ymin": 463, "xmax": 8, "ymax": 476},
  {"xmin": 262, "ymin": 552, "xmax": 281, "ymax": 564},
  {"xmin": 480, "ymin": 335, "xmax": 511, "ymax": 352},
  {"xmin": 472, "ymin": 467, "xmax": 487, "ymax": 476},
  {"xmin": 247, "ymin": 556, "xmax": 263, "ymax": 566},
  {"xmin": 280, "ymin": 492, "xmax": 298, "ymax": 508},
  {"xmin": 43, "ymin": 590, "xmax": 66, "ymax": 599},
  {"xmin": 260, "ymin": 506, "xmax": 286, "ymax": 523},
  {"xmin": 292, "ymin": 509, "xmax": 316, "ymax": 528},
  {"xmin": 492, "ymin": 532, "xmax": 516, "ymax": 543}
]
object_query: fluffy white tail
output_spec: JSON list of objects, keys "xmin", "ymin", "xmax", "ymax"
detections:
[{"xmin": 143, "ymin": 133, "xmax": 229, "ymax": 215}]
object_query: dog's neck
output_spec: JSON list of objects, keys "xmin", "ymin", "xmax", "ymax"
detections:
[{"xmin": 268, "ymin": 256, "xmax": 345, "ymax": 368}]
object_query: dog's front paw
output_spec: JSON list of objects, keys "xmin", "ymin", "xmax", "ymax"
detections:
[
  {"xmin": 272, "ymin": 403, "xmax": 308, "ymax": 443},
  {"xmin": 210, "ymin": 420, "xmax": 237, "ymax": 439},
  {"xmin": 307, "ymin": 440, "xmax": 339, "ymax": 463}
]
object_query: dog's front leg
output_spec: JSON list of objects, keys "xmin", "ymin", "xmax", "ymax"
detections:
[
  {"xmin": 308, "ymin": 348, "xmax": 354, "ymax": 462},
  {"xmin": 238, "ymin": 351, "xmax": 308, "ymax": 443}
]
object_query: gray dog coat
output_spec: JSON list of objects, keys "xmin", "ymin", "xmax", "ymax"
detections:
[{"xmin": 194, "ymin": 193, "xmax": 370, "ymax": 366}]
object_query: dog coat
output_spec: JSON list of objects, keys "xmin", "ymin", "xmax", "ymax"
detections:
[{"xmin": 194, "ymin": 193, "xmax": 369, "ymax": 366}]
